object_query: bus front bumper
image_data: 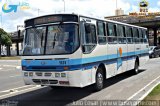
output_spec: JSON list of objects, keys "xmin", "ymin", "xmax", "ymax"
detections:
[{"xmin": 22, "ymin": 70, "xmax": 89, "ymax": 88}]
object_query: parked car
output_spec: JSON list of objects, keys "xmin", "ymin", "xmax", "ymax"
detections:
[
  {"xmin": 0, "ymin": 52, "xmax": 6, "ymax": 56},
  {"xmin": 149, "ymin": 46, "xmax": 160, "ymax": 58}
]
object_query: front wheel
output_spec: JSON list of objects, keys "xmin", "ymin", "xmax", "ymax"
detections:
[{"xmin": 94, "ymin": 68, "xmax": 104, "ymax": 91}]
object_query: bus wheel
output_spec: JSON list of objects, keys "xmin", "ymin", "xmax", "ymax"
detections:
[
  {"xmin": 133, "ymin": 61, "xmax": 139, "ymax": 74},
  {"xmin": 94, "ymin": 68, "xmax": 104, "ymax": 91}
]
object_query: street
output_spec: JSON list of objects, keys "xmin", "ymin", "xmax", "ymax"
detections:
[{"xmin": 0, "ymin": 58, "xmax": 160, "ymax": 106}]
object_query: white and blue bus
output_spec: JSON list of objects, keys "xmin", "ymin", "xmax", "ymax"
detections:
[{"xmin": 22, "ymin": 14, "xmax": 149, "ymax": 91}]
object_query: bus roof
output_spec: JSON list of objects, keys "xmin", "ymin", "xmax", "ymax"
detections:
[
  {"xmin": 24, "ymin": 13, "xmax": 147, "ymax": 30},
  {"xmin": 79, "ymin": 15, "xmax": 147, "ymax": 29}
]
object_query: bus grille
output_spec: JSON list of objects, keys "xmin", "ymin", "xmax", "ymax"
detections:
[
  {"xmin": 35, "ymin": 72, "xmax": 43, "ymax": 76},
  {"xmin": 32, "ymin": 79, "xmax": 58, "ymax": 84},
  {"xmin": 44, "ymin": 73, "xmax": 52, "ymax": 77}
]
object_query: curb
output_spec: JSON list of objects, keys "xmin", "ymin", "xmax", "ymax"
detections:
[{"xmin": 0, "ymin": 65, "xmax": 21, "ymax": 69}]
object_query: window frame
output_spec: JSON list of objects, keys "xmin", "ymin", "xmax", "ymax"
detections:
[
  {"xmin": 133, "ymin": 27, "xmax": 141, "ymax": 44},
  {"xmin": 97, "ymin": 21, "xmax": 107, "ymax": 45},
  {"xmin": 117, "ymin": 24, "xmax": 126, "ymax": 44},
  {"xmin": 107, "ymin": 22, "xmax": 117, "ymax": 44},
  {"xmin": 125, "ymin": 26, "xmax": 133, "ymax": 44},
  {"xmin": 82, "ymin": 23, "xmax": 97, "ymax": 54}
]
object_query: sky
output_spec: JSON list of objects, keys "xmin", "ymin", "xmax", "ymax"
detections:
[{"xmin": 0, "ymin": 0, "xmax": 160, "ymax": 32}]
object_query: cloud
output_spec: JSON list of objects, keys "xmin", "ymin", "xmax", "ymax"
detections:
[
  {"xmin": 1, "ymin": 0, "xmax": 132, "ymax": 32},
  {"xmin": 131, "ymin": 5, "xmax": 139, "ymax": 12},
  {"xmin": 158, "ymin": 0, "xmax": 160, "ymax": 6},
  {"xmin": 148, "ymin": 7, "xmax": 160, "ymax": 12}
]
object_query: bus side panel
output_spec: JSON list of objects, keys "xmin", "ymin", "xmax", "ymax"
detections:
[
  {"xmin": 67, "ymin": 70, "xmax": 92, "ymax": 87},
  {"xmin": 81, "ymin": 44, "xmax": 107, "ymax": 84},
  {"xmin": 107, "ymin": 44, "xmax": 118, "ymax": 77},
  {"xmin": 127, "ymin": 44, "xmax": 135, "ymax": 71},
  {"xmin": 139, "ymin": 43, "xmax": 149, "ymax": 67},
  {"xmin": 116, "ymin": 43, "xmax": 128, "ymax": 75}
]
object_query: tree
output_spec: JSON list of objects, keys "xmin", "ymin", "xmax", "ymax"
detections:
[{"xmin": 0, "ymin": 28, "xmax": 12, "ymax": 46}]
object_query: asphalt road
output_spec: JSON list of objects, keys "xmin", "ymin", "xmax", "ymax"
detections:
[
  {"xmin": 0, "ymin": 58, "xmax": 160, "ymax": 106},
  {"xmin": 0, "ymin": 60, "xmax": 21, "ymax": 66},
  {"xmin": 0, "ymin": 64, "xmax": 24, "ymax": 91}
]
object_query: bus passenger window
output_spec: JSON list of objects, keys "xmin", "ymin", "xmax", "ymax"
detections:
[
  {"xmin": 125, "ymin": 27, "xmax": 133, "ymax": 44},
  {"xmin": 133, "ymin": 28, "xmax": 140, "ymax": 43},
  {"xmin": 107, "ymin": 23, "xmax": 117, "ymax": 43},
  {"xmin": 139, "ymin": 29, "xmax": 143, "ymax": 43},
  {"xmin": 117, "ymin": 25, "xmax": 126, "ymax": 44},
  {"xmin": 142, "ymin": 30, "xmax": 148, "ymax": 43},
  {"xmin": 97, "ymin": 22, "xmax": 106, "ymax": 44},
  {"xmin": 82, "ymin": 24, "xmax": 97, "ymax": 53}
]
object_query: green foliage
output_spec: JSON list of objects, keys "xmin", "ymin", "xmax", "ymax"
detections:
[
  {"xmin": 148, "ymin": 84, "xmax": 160, "ymax": 96},
  {"xmin": 0, "ymin": 28, "xmax": 12, "ymax": 46}
]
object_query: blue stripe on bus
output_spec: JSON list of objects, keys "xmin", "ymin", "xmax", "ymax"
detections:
[{"xmin": 22, "ymin": 49, "xmax": 149, "ymax": 72}]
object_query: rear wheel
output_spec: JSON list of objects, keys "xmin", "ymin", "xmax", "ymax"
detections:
[
  {"xmin": 151, "ymin": 54, "xmax": 155, "ymax": 58},
  {"xmin": 155, "ymin": 54, "xmax": 159, "ymax": 58},
  {"xmin": 133, "ymin": 61, "xmax": 139, "ymax": 74},
  {"xmin": 94, "ymin": 68, "xmax": 104, "ymax": 91}
]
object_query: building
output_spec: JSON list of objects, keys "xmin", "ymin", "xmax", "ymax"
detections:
[
  {"xmin": 115, "ymin": 8, "xmax": 124, "ymax": 16},
  {"xmin": 105, "ymin": 0, "xmax": 160, "ymax": 46}
]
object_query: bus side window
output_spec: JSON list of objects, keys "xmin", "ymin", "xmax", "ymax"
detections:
[
  {"xmin": 142, "ymin": 29, "xmax": 148, "ymax": 43},
  {"xmin": 138, "ymin": 29, "xmax": 143, "ymax": 43},
  {"xmin": 123, "ymin": 26, "xmax": 127, "ymax": 43},
  {"xmin": 133, "ymin": 28, "xmax": 140, "ymax": 43},
  {"xmin": 107, "ymin": 23, "xmax": 117, "ymax": 43},
  {"xmin": 82, "ymin": 23, "xmax": 97, "ymax": 53},
  {"xmin": 117, "ymin": 25, "xmax": 125, "ymax": 44},
  {"xmin": 97, "ymin": 21, "xmax": 107, "ymax": 44},
  {"xmin": 126, "ymin": 26, "xmax": 133, "ymax": 44}
]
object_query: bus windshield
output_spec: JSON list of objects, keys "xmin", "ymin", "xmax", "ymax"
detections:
[{"xmin": 23, "ymin": 24, "xmax": 79, "ymax": 55}]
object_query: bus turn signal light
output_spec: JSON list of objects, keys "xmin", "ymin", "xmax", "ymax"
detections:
[{"xmin": 64, "ymin": 66, "xmax": 69, "ymax": 70}]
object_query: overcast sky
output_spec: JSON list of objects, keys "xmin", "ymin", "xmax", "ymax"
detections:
[{"xmin": 0, "ymin": 0, "xmax": 160, "ymax": 32}]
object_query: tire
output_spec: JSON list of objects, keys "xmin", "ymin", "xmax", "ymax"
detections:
[
  {"xmin": 133, "ymin": 61, "xmax": 139, "ymax": 74},
  {"xmin": 156, "ymin": 55, "xmax": 159, "ymax": 58},
  {"xmin": 151, "ymin": 54, "xmax": 155, "ymax": 58},
  {"xmin": 94, "ymin": 68, "xmax": 104, "ymax": 91}
]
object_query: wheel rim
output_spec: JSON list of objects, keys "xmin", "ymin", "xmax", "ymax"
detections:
[{"xmin": 97, "ymin": 73, "xmax": 103, "ymax": 87}]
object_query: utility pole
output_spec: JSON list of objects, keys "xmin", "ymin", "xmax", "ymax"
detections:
[
  {"xmin": 38, "ymin": 9, "xmax": 40, "ymax": 16},
  {"xmin": 63, "ymin": 0, "xmax": 65, "ymax": 13},
  {"xmin": 116, "ymin": 0, "xmax": 118, "ymax": 9}
]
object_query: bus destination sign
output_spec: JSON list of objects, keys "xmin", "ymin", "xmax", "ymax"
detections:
[{"xmin": 34, "ymin": 16, "xmax": 62, "ymax": 25}]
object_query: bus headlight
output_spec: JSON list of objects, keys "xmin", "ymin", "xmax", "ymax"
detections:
[
  {"xmin": 24, "ymin": 72, "xmax": 28, "ymax": 77},
  {"xmin": 55, "ymin": 73, "xmax": 60, "ymax": 78},
  {"xmin": 61, "ymin": 73, "xmax": 66, "ymax": 77}
]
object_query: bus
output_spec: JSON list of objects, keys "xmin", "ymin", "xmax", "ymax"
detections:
[{"xmin": 22, "ymin": 14, "xmax": 149, "ymax": 91}]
